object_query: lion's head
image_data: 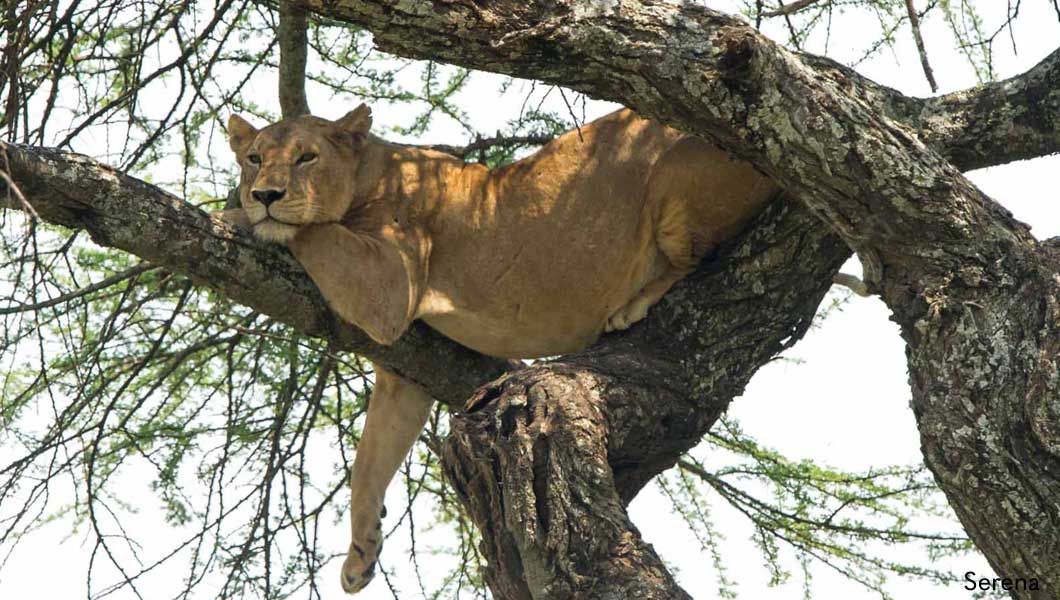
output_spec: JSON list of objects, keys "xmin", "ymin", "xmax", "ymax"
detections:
[{"xmin": 227, "ymin": 105, "xmax": 373, "ymax": 243}]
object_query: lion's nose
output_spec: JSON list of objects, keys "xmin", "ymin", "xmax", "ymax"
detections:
[{"xmin": 251, "ymin": 188, "xmax": 286, "ymax": 207}]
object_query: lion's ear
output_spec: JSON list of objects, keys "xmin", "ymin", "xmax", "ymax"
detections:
[
  {"xmin": 228, "ymin": 114, "xmax": 258, "ymax": 155},
  {"xmin": 335, "ymin": 104, "xmax": 372, "ymax": 145}
]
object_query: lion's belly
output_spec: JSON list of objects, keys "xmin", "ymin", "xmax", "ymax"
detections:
[
  {"xmin": 418, "ymin": 237, "xmax": 662, "ymax": 359},
  {"xmin": 420, "ymin": 310, "xmax": 604, "ymax": 359}
]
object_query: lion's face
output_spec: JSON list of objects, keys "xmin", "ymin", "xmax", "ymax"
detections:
[{"xmin": 227, "ymin": 105, "xmax": 373, "ymax": 243}]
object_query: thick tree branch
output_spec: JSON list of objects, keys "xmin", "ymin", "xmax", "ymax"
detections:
[
  {"xmin": 806, "ymin": 46, "xmax": 1060, "ymax": 170},
  {"xmin": 913, "ymin": 47, "xmax": 1060, "ymax": 171},
  {"xmin": 444, "ymin": 368, "xmax": 694, "ymax": 600},
  {"xmin": 298, "ymin": 0, "xmax": 1060, "ymax": 177},
  {"xmin": 765, "ymin": 48, "xmax": 1060, "ymax": 172}
]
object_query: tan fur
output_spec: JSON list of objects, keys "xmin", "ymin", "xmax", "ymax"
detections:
[{"xmin": 216, "ymin": 105, "xmax": 778, "ymax": 593}]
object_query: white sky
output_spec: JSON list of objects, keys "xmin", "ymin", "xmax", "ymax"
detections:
[{"xmin": 3, "ymin": 1, "xmax": 1060, "ymax": 599}]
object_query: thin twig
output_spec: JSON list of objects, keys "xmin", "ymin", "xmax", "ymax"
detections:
[
  {"xmin": 775, "ymin": 0, "xmax": 804, "ymax": 49},
  {"xmin": 832, "ymin": 272, "xmax": 871, "ymax": 297},
  {"xmin": 905, "ymin": 0, "xmax": 938, "ymax": 92},
  {"xmin": 421, "ymin": 133, "xmax": 554, "ymax": 159},
  {"xmin": 0, "ymin": 263, "xmax": 156, "ymax": 315},
  {"xmin": 763, "ymin": 0, "xmax": 824, "ymax": 18},
  {"xmin": 558, "ymin": 88, "xmax": 584, "ymax": 142}
]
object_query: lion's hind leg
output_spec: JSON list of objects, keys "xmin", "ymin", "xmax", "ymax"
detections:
[
  {"xmin": 340, "ymin": 364, "xmax": 433, "ymax": 594},
  {"xmin": 605, "ymin": 138, "xmax": 776, "ymax": 333},
  {"xmin": 605, "ymin": 196, "xmax": 698, "ymax": 332}
]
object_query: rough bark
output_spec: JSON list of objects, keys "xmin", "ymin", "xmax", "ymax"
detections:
[
  {"xmin": 913, "ymin": 51, "xmax": 1060, "ymax": 171},
  {"xmin": 797, "ymin": 49, "xmax": 1060, "ymax": 171},
  {"xmin": 293, "ymin": 1, "xmax": 1060, "ymax": 596},
  {"xmin": 444, "ymin": 368, "xmax": 692, "ymax": 600}
]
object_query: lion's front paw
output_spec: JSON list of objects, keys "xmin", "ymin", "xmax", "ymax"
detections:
[
  {"xmin": 340, "ymin": 506, "xmax": 386, "ymax": 594},
  {"xmin": 210, "ymin": 208, "xmax": 252, "ymax": 229},
  {"xmin": 604, "ymin": 313, "xmax": 628, "ymax": 332},
  {"xmin": 604, "ymin": 298, "xmax": 651, "ymax": 332}
]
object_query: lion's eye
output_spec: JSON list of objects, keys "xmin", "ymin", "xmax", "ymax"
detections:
[
  {"xmin": 296, "ymin": 152, "xmax": 318, "ymax": 165},
  {"xmin": 246, "ymin": 154, "xmax": 261, "ymax": 165}
]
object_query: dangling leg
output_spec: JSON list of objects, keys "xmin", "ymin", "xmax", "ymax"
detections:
[{"xmin": 340, "ymin": 364, "xmax": 433, "ymax": 594}]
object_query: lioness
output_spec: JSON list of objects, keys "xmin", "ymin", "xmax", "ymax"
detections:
[{"xmin": 215, "ymin": 105, "xmax": 777, "ymax": 593}]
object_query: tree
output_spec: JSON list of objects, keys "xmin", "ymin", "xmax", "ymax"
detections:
[{"xmin": 2, "ymin": 1, "xmax": 1058, "ymax": 599}]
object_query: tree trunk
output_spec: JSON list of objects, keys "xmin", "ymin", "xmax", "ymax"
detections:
[
  {"xmin": 444, "ymin": 366, "xmax": 693, "ymax": 600},
  {"xmin": 904, "ymin": 253, "xmax": 1060, "ymax": 598}
]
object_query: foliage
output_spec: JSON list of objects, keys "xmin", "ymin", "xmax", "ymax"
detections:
[{"xmin": 664, "ymin": 418, "xmax": 973, "ymax": 600}]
